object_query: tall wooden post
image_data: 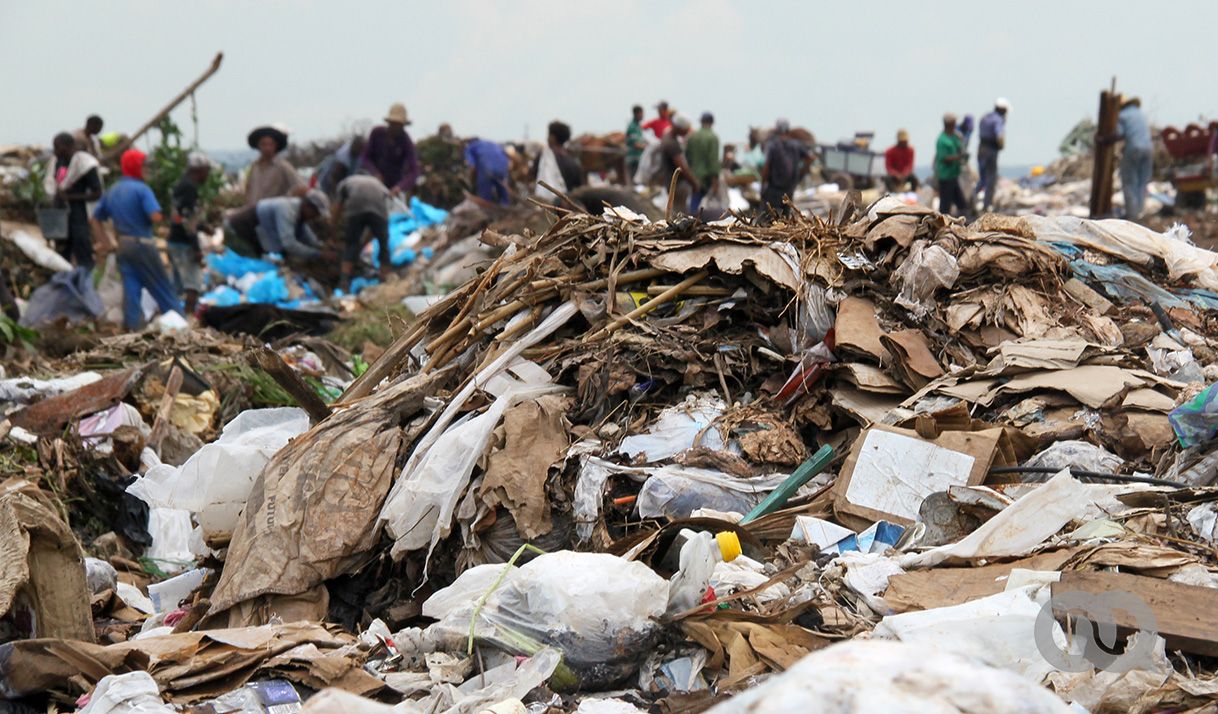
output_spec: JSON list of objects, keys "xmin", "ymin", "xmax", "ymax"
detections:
[{"xmin": 1089, "ymin": 78, "xmax": 1119, "ymax": 218}]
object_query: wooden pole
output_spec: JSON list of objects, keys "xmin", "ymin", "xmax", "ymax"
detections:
[
  {"xmin": 106, "ymin": 52, "xmax": 224, "ymax": 161},
  {"xmin": 1090, "ymin": 77, "xmax": 1119, "ymax": 218}
]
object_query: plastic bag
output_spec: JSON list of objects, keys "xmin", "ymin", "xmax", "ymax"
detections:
[
  {"xmin": 892, "ymin": 241, "xmax": 959, "ymax": 318},
  {"xmin": 636, "ymin": 466, "xmax": 786, "ymax": 520},
  {"xmin": 382, "ymin": 303, "xmax": 579, "ymax": 562},
  {"xmin": 19, "ymin": 266, "xmax": 104, "ymax": 327},
  {"xmin": 706, "ymin": 639, "xmax": 1073, "ymax": 713},
  {"xmin": 633, "ymin": 140, "xmax": 663, "ymax": 185},
  {"xmin": 77, "ymin": 671, "xmax": 172, "ymax": 714},
  {"xmin": 127, "ymin": 408, "xmax": 309, "ymax": 542},
  {"xmin": 1169, "ymin": 383, "xmax": 1218, "ymax": 448},
  {"xmin": 424, "ymin": 551, "xmax": 669, "ymax": 689},
  {"xmin": 1021, "ymin": 439, "xmax": 1123, "ymax": 478},
  {"xmin": 617, "ymin": 394, "xmax": 727, "ymax": 463}
]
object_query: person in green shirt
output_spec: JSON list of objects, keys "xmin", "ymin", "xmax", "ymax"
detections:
[
  {"xmin": 625, "ymin": 105, "xmax": 647, "ymax": 183},
  {"xmin": 686, "ymin": 112, "xmax": 721, "ymax": 213},
  {"xmin": 933, "ymin": 113, "xmax": 968, "ymax": 216}
]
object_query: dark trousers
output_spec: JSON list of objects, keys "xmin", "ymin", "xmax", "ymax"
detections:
[
  {"xmin": 761, "ymin": 184, "xmax": 793, "ymax": 217},
  {"xmin": 938, "ymin": 178, "xmax": 968, "ymax": 216},
  {"xmin": 59, "ymin": 210, "xmax": 95, "ymax": 269},
  {"xmin": 343, "ymin": 212, "xmax": 390, "ymax": 265},
  {"xmin": 883, "ymin": 174, "xmax": 920, "ymax": 192}
]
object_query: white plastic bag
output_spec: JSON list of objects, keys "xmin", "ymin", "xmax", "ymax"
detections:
[
  {"xmin": 705, "ymin": 639, "xmax": 1073, "ymax": 713},
  {"xmin": 617, "ymin": 394, "xmax": 727, "ymax": 463},
  {"xmin": 424, "ymin": 551, "xmax": 669, "ymax": 689},
  {"xmin": 77, "ymin": 671, "xmax": 172, "ymax": 714},
  {"xmin": 126, "ymin": 407, "xmax": 309, "ymax": 541}
]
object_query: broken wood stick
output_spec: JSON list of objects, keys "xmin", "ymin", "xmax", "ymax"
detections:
[
  {"xmin": 248, "ymin": 346, "xmax": 332, "ymax": 423},
  {"xmin": 584, "ymin": 270, "xmax": 708, "ymax": 342},
  {"xmin": 148, "ymin": 366, "xmax": 184, "ymax": 454}
]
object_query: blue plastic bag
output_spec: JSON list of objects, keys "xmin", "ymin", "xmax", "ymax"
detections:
[
  {"xmin": 1169, "ymin": 383, "xmax": 1218, "ymax": 447},
  {"xmin": 207, "ymin": 251, "xmax": 277, "ymax": 279},
  {"xmin": 247, "ymin": 272, "xmax": 289, "ymax": 304},
  {"xmin": 201, "ymin": 285, "xmax": 242, "ymax": 307}
]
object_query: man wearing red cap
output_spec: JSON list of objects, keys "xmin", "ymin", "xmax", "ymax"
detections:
[{"xmin": 92, "ymin": 149, "xmax": 184, "ymax": 329}]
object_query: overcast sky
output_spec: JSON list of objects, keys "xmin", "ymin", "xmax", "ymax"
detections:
[{"xmin": 4, "ymin": 1, "xmax": 1216, "ymax": 167}]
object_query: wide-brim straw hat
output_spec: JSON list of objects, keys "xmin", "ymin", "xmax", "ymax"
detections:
[
  {"xmin": 384, "ymin": 103, "xmax": 411, "ymax": 125},
  {"xmin": 247, "ymin": 124, "xmax": 289, "ymax": 152}
]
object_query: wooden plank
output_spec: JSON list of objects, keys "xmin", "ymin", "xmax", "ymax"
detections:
[
  {"xmin": 1054, "ymin": 570, "xmax": 1218, "ymax": 657},
  {"xmin": 9, "ymin": 367, "xmax": 142, "ymax": 435},
  {"xmin": 248, "ymin": 346, "xmax": 332, "ymax": 424}
]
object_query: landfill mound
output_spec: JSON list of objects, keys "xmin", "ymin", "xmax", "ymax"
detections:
[{"xmin": 6, "ymin": 198, "xmax": 1218, "ymax": 712}]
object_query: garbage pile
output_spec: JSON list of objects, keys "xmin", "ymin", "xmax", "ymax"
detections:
[{"xmin": 7, "ymin": 198, "xmax": 1218, "ymax": 712}]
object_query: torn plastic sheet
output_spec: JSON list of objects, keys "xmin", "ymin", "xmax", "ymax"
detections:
[
  {"xmin": 636, "ymin": 466, "xmax": 788, "ymax": 520},
  {"xmin": 1028, "ymin": 215, "xmax": 1218, "ymax": 290},
  {"xmin": 382, "ymin": 383, "xmax": 565, "ymax": 570},
  {"xmin": 893, "ymin": 241, "xmax": 959, "ymax": 318},
  {"xmin": 873, "ymin": 586, "xmax": 1066, "ymax": 683},
  {"xmin": 573, "ymin": 455, "xmax": 648, "ymax": 543},
  {"xmin": 1022, "ymin": 440, "xmax": 1124, "ymax": 477},
  {"xmin": 572, "ymin": 456, "xmax": 788, "ymax": 540},
  {"xmin": 704, "ymin": 639, "xmax": 1072, "ymax": 713},
  {"xmin": 899, "ymin": 469, "xmax": 1098, "ymax": 569},
  {"xmin": 382, "ymin": 302, "xmax": 578, "ymax": 566},
  {"xmin": 126, "ymin": 408, "xmax": 309, "ymax": 541},
  {"xmin": 617, "ymin": 394, "xmax": 727, "ymax": 463}
]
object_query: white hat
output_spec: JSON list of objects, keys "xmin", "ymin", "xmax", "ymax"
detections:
[
  {"xmin": 187, "ymin": 152, "xmax": 212, "ymax": 170},
  {"xmin": 671, "ymin": 114, "xmax": 692, "ymax": 131},
  {"xmin": 995, "ymin": 97, "xmax": 1011, "ymax": 112}
]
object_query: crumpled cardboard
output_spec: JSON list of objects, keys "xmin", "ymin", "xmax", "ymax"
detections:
[
  {"xmin": 479, "ymin": 394, "xmax": 572, "ymax": 539},
  {"xmin": 0, "ymin": 621, "xmax": 378, "ymax": 701},
  {"xmin": 208, "ymin": 370, "xmax": 445, "ymax": 624},
  {"xmin": 0, "ymin": 479, "xmax": 94, "ymax": 643}
]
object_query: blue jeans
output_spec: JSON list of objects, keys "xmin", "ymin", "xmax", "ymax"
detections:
[
  {"xmin": 1121, "ymin": 146, "xmax": 1153, "ymax": 219},
  {"xmin": 475, "ymin": 173, "xmax": 510, "ymax": 205},
  {"xmin": 118, "ymin": 236, "xmax": 184, "ymax": 330}
]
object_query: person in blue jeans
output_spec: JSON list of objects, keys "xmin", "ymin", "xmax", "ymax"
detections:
[{"xmin": 91, "ymin": 149, "xmax": 183, "ymax": 330}]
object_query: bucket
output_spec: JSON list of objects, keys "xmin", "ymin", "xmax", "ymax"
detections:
[{"xmin": 36, "ymin": 207, "xmax": 69, "ymax": 241}]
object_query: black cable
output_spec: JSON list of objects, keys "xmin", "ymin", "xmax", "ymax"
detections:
[{"xmin": 989, "ymin": 466, "xmax": 1186, "ymax": 488}]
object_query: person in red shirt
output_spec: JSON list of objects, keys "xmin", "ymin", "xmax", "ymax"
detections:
[
  {"xmin": 884, "ymin": 129, "xmax": 919, "ymax": 191},
  {"xmin": 642, "ymin": 100, "xmax": 673, "ymax": 139}
]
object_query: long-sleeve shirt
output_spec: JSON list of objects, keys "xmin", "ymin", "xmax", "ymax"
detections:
[
  {"xmin": 254, "ymin": 197, "xmax": 321, "ymax": 260},
  {"xmin": 360, "ymin": 125, "xmax": 421, "ymax": 192},
  {"xmin": 885, "ymin": 144, "xmax": 915, "ymax": 177},
  {"xmin": 244, "ymin": 156, "xmax": 304, "ymax": 206}
]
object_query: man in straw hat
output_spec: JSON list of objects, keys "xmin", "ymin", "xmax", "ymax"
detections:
[
  {"xmin": 360, "ymin": 102, "xmax": 421, "ymax": 197},
  {"xmin": 244, "ymin": 123, "xmax": 304, "ymax": 206},
  {"xmin": 884, "ymin": 129, "xmax": 918, "ymax": 192}
]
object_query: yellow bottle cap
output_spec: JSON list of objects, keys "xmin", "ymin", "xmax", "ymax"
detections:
[{"xmin": 715, "ymin": 531, "xmax": 741, "ymax": 562}]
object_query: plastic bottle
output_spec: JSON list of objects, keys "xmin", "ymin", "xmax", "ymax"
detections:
[{"xmin": 665, "ymin": 529, "xmax": 741, "ymax": 615}]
